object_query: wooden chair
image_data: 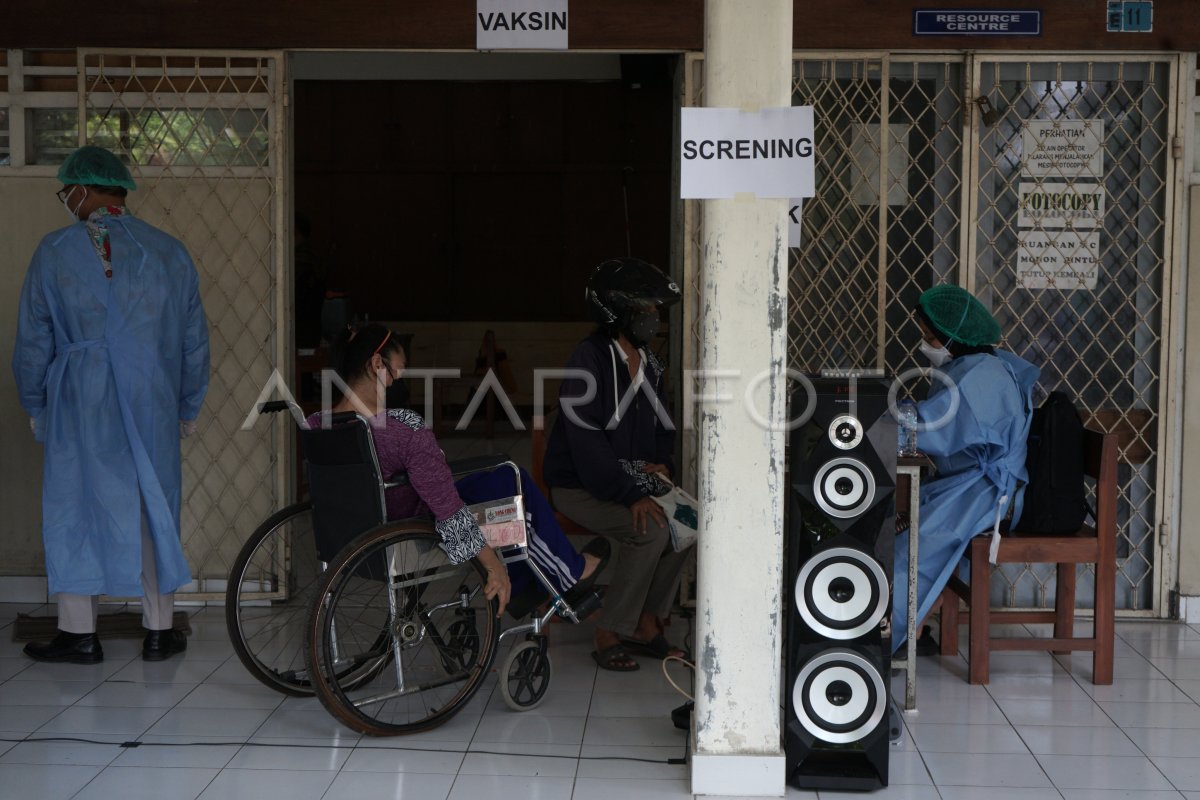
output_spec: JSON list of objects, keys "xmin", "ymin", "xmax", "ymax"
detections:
[{"xmin": 938, "ymin": 428, "xmax": 1118, "ymax": 685}]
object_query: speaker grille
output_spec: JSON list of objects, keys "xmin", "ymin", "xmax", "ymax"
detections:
[
  {"xmin": 794, "ymin": 546, "xmax": 888, "ymax": 640},
  {"xmin": 791, "ymin": 649, "xmax": 886, "ymax": 744},
  {"xmin": 811, "ymin": 457, "xmax": 876, "ymax": 519}
]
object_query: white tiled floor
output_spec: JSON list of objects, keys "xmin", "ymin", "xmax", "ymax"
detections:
[{"xmin": 3, "ymin": 607, "xmax": 1200, "ymax": 799}]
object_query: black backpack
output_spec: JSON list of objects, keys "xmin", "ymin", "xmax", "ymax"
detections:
[{"xmin": 1014, "ymin": 391, "xmax": 1088, "ymax": 534}]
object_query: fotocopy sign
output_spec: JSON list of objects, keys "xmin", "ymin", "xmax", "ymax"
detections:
[
  {"xmin": 680, "ymin": 106, "xmax": 816, "ymax": 199},
  {"xmin": 1017, "ymin": 182, "xmax": 1105, "ymax": 228},
  {"xmin": 477, "ymin": 0, "xmax": 568, "ymax": 50}
]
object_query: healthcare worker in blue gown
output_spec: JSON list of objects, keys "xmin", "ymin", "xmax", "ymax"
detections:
[
  {"xmin": 891, "ymin": 285, "xmax": 1039, "ymax": 654},
  {"xmin": 13, "ymin": 146, "xmax": 210, "ymax": 664}
]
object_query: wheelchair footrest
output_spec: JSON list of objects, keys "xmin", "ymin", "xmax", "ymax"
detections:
[{"xmin": 566, "ymin": 590, "xmax": 602, "ymax": 622}]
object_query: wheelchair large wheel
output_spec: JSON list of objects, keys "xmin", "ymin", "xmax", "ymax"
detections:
[
  {"xmin": 308, "ymin": 522, "xmax": 500, "ymax": 735},
  {"xmin": 226, "ymin": 502, "xmax": 324, "ymax": 696}
]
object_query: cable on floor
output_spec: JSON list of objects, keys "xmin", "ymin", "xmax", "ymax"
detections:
[{"xmin": 0, "ymin": 736, "xmax": 686, "ymax": 765}]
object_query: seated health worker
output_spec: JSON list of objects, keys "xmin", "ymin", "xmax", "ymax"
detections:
[
  {"xmin": 891, "ymin": 285, "xmax": 1039, "ymax": 652},
  {"xmin": 306, "ymin": 324, "xmax": 606, "ymax": 617}
]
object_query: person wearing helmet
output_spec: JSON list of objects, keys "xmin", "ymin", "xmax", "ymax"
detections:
[
  {"xmin": 13, "ymin": 145, "xmax": 210, "ymax": 664},
  {"xmin": 543, "ymin": 257, "xmax": 689, "ymax": 671},
  {"xmin": 892, "ymin": 285, "xmax": 1039, "ymax": 654}
]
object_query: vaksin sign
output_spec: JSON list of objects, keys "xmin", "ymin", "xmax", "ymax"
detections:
[{"xmin": 477, "ymin": 0, "xmax": 568, "ymax": 50}]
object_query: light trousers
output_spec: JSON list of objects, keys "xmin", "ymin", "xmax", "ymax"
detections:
[
  {"xmin": 57, "ymin": 510, "xmax": 175, "ymax": 633},
  {"xmin": 550, "ymin": 487, "xmax": 689, "ymax": 637}
]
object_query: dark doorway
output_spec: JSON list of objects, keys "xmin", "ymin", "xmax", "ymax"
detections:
[{"xmin": 293, "ymin": 56, "xmax": 676, "ymax": 327}]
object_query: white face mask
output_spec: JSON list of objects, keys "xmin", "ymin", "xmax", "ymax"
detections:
[
  {"xmin": 919, "ymin": 340, "xmax": 953, "ymax": 367},
  {"xmin": 62, "ymin": 187, "xmax": 88, "ymax": 222}
]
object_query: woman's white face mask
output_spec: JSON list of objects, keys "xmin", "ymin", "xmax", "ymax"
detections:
[
  {"xmin": 63, "ymin": 187, "xmax": 88, "ymax": 222},
  {"xmin": 919, "ymin": 340, "xmax": 952, "ymax": 367}
]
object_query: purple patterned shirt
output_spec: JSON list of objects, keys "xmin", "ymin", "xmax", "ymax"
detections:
[{"xmin": 306, "ymin": 409, "xmax": 486, "ymax": 564}]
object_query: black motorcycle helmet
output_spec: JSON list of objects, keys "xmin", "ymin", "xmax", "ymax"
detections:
[{"xmin": 585, "ymin": 258, "xmax": 681, "ymax": 338}]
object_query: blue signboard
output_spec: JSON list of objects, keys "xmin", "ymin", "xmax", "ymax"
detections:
[
  {"xmin": 1106, "ymin": 1, "xmax": 1153, "ymax": 32},
  {"xmin": 913, "ymin": 9, "xmax": 1042, "ymax": 36}
]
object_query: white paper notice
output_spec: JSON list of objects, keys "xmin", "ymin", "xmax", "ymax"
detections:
[
  {"xmin": 849, "ymin": 123, "xmax": 911, "ymax": 206},
  {"xmin": 788, "ymin": 199, "xmax": 803, "ymax": 247},
  {"xmin": 477, "ymin": 0, "xmax": 568, "ymax": 50},
  {"xmin": 1017, "ymin": 181, "xmax": 1104, "ymax": 229},
  {"xmin": 680, "ymin": 106, "xmax": 816, "ymax": 199},
  {"xmin": 1022, "ymin": 120, "xmax": 1104, "ymax": 180},
  {"xmin": 1017, "ymin": 229, "xmax": 1100, "ymax": 290}
]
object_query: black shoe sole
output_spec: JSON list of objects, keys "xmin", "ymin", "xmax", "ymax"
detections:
[
  {"xmin": 24, "ymin": 650, "xmax": 103, "ymax": 665},
  {"xmin": 142, "ymin": 648, "xmax": 185, "ymax": 662}
]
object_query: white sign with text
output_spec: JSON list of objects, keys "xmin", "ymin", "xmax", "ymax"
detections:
[
  {"xmin": 1017, "ymin": 181, "xmax": 1105, "ymax": 228},
  {"xmin": 789, "ymin": 199, "xmax": 803, "ymax": 247},
  {"xmin": 1017, "ymin": 229, "xmax": 1100, "ymax": 290},
  {"xmin": 1022, "ymin": 119, "xmax": 1104, "ymax": 179},
  {"xmin": 680, "ymin": 106, "xmax": 816, "ymax": 199},
  {"xmin": 476, "ymin": 0, "xmax": 568, "ymax": 50}
]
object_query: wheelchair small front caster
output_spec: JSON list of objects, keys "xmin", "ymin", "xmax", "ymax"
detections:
[{"xmin": 499, "ymin": 636, "xmax": 552, "ymax": 711}]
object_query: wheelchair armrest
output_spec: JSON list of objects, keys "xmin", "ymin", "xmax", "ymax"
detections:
[
  {"xmin": 447, "ymin": 454, "xmax": 514, "ymax": 477},
  {"xmin": 384, "ymin": 471, "xmax": 410, "ymax": 489}
]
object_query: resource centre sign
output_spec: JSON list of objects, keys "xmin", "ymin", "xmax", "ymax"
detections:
[{"xmin": 912, "ymin": 9, "xmax": 1042, "ymax": 35}]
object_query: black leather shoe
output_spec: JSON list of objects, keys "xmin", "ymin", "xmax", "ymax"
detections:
[
  {"xmin": 23, "ymin": 631, "xmax": 104, "ymax": 664},
  {"xmin": 142, "ymin": 629, "xmax": 187, "ymax": 662}
]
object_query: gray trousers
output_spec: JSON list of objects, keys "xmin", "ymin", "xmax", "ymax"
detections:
[
  {"xmin": 550, "ymin": 487, "xmax": 689, "ymax": 637},
  {"xmin": 57, "ymin": 511, "xmax": 175, "ymax": 634}
]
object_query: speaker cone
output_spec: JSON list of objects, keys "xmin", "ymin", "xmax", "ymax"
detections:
[
  {"xmin": 794, "ymin": 546, "xmax": 888, "ymax": 639},
  {"xmin": 812, "ymin": 458, "xmax": 876, "ymax": 519},
  {"xmin": 792, "ymin": 649, "xmax": 886, "ymax": 744}
]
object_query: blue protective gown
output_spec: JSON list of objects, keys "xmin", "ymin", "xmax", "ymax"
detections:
[
  {"xmin": 892, "ymin": 349, "xmax": 1039, "ymax": 651},
  {"xmin": 12, "ymin": 215, "xmax": 210, "ymax": 597}
]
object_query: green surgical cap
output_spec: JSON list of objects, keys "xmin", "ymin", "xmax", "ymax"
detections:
[
  {"xmin": 918, "ymin": 285, "xmax": 1001, "ymax": 347},
  {"xmin": 57, "ymin": 146, "xmax": 137, "ymax": 191}
]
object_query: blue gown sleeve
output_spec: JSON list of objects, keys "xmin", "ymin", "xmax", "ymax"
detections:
[
  {"xmin": 916, "ymin": 379, "xmax": 983, "ymax": 458},
  {"xmin": 12, "ymin": 249, "xmax": 55, "ymax": 418},
  {"xmin": 178, "ymin": 255, "xmax": 210, "ymax": 421}
]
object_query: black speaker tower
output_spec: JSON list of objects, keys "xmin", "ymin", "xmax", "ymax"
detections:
[{"xmin": 785, "ymin": 376, "xmax": 896, "ymax": 791}]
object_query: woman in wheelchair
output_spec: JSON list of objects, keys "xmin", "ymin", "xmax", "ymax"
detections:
[{"xmin": 308, "ymin": 324, "xmax": 608, "ymax": 618}]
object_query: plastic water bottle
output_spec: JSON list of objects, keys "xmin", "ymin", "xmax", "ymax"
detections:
[{"xmin": 896, "ymin": 399, "xmax": 918, "ymax": 457}]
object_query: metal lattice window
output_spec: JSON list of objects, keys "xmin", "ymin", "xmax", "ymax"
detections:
[
  {"xmin": 683, "ymin": 53, "xmax": 1178, "ymax": 616},
  {"xmin": 81, "ymin": 51, "xmax": 285, "ymax": 597},
  {"xmin": 974, "ymin": 60, "xmax": 1171, "ymax": 612}
]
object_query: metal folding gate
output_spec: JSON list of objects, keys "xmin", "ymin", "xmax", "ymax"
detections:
[
  {"xmin": 682, "ymin": 51, "xmax": 1183, "ymax": 616},
  {"xmin": 79, "ymin": 50, "xmax": 288, "ymax": 598}
]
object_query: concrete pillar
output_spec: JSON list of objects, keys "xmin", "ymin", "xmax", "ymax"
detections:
[{"xmin": 690, "ymin": 0, "xmax": 792, "ymax": 796}]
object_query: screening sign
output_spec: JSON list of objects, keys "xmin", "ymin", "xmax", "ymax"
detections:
[{"xmin": 680, "ymin": 106, "xmax": 816, "ymax": 199}]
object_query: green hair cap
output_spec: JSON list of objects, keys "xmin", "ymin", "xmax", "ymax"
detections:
[
  {"xmin": 57, "ymin": 146, "xmax": 137, "ymax": 191},
  {"xmin": 918, "ymin": 285, "xmax": 1001, "ymax": 346}
]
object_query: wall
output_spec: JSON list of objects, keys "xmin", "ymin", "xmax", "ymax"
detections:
[
  {"xmin": 5, "ymin": 0, "xmax": 1200, "ymax": 51},
  {"xmin": 0, "ymin": 177, "xmax": 60, "ymax": 579}
]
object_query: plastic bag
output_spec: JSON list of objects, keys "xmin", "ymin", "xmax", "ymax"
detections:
[{"xmin": 650, "ymin": 476, "xmax": 700, "ymax": 551}]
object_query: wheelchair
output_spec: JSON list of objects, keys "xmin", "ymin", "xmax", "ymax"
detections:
[{"xmin": 226, "ymin": 401, "xmax": 601, "ymax": 735}]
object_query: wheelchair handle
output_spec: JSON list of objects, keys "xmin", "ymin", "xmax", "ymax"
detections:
[{"xmin": 258, "ymin": 400, "xmax": 301, "ymax": 415}]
